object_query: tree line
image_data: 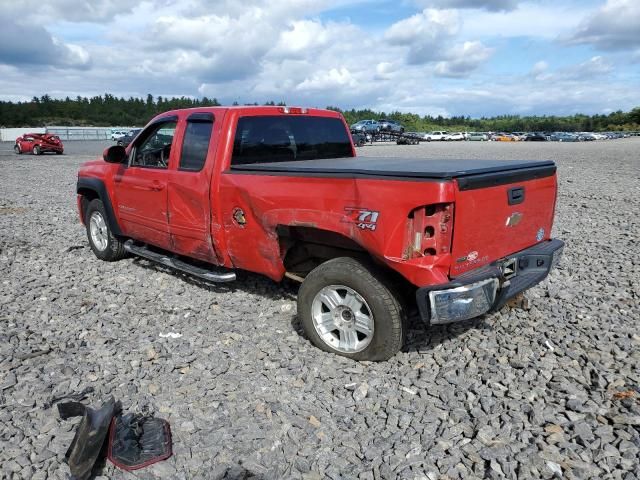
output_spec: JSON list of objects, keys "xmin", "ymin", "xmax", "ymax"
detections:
[
  {"xmin": 0, "ymin": 94, "xmax": 638, "ymax": 132},
  {"xmin": 331, "ymin": 107, "xmax": 640, "ymax": 133}
]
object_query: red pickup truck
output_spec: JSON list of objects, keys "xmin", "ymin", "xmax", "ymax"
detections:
[{"xmin": 77, "ymin": 106, "xmax": 563, "ymax": 361}]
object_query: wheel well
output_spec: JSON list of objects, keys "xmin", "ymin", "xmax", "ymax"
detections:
[
  {"xmin": 278, "ymin": 225, "xmax": 416, "ymax": 304},
  {"xmin": 277, "ymin": 226, "xmax": 367, "ymax": 277},
  {"xmin": 78, "ymin": 188, "xmax": 99, "ymax": 222}
]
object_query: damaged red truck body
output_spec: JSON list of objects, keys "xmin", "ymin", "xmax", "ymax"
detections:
[{"xmin": 77, "ymin": 106, "xmax": 563, "ymax": 361}]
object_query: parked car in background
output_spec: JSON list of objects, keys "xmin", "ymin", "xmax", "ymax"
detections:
[
  {"xmin": 524, "ymin": 133, "xmax": 547, "ymax": 142},
  {"xmin": 512, "ymin": 132, "xmax": 527, "ymax": 141},
  {"xmin": 444, "ymin": 132, "xmax": 465, "ymax": 141},
  {"xmin": 424, "ymin": 131, "xmax": 448, "ymax": 141},
  {"xmin": 492, "ymin": 133, "xmax": 517, "ymax": 142},
  {"xmin": 578, "ymin": 133, "xmax": 597, "ymax": 141},
  {"xmin": 351, "ymin": 132, "xmax": 367, "ymax": 147},
  {"xmin": 116, "ymin": 128, "xmax": 142, "ymax": 147},
  {"xmin": 552, "ymin": 132, "xmax": 580, "ymax": 142},
  {"xmin": 378, "ymin": 119, "xmax": 404, "ymax": 133},
  {"xmin": 111, "ymin": 130, "xmax": 127, "ymax": 141},
  {"xmin": 468, "ymin": 132, "xmax": 489, "ymax": 141},
  {"xmin": 14, "ymin": 133, "xmax": 64, "ymax": 155},
  {"xmin": 350, "ymin": 120, "xmax": 381, "ymax": 134}
]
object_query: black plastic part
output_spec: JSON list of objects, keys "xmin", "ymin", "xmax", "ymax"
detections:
[
  {"xmin": 150, "ymin": 115, "xmax": 179, "ymax": 125},
  {"xmin": 456, "ymin": 165, "xmax": 555, "ymax": 191},
  {"xmin": 103, "ymin": 145, "xmax": 127, "ymax": 164},
  {"xmin": 58, "ymin": 401, "xmax": 88, "ymax": 420},
  {"xmin": 187, "ymin": 112, "xmax": 214, "ymax": 122},
  {"xmin": 108, "ymin": 413, "xmax": 172, "ymax": 470},
  {"xmin": 76, "ymin": 177, "xmax": 123, "ymax": 236},
  {"xmin": 507, "ymin": 186, "xmax": 525, "ymax": 205},
  {"xmin": 44, "ymin": 386, "xmax": 94, "ymax": 409},
  {"xmin": 64, "ymin": 397, "xmax": 121, "ymax": 480},
  {"xmin": 415, "ymin": 239, "xmax": 564, "ymax": 324},
  {"xmin": 230, "ymin": 156, "xmax": 556, "ymax": 183}
]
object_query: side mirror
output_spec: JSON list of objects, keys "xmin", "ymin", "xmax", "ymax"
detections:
[{"xmin": 103, "ymin": 145, "xmax": 127, "ymax": 164}]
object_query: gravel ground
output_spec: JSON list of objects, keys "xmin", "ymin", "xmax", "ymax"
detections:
[{"xmin": 1, "ymin": 139, "xmax": 639, "ymax": 479}]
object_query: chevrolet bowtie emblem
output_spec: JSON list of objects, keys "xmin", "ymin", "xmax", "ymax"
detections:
[{"xmin": 506, "ymin": 212, "xmax": 523, "ymax": 227}]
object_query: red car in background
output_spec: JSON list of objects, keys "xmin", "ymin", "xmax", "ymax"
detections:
[{"xmin": 14, "ymin": 133, "xmax": 64, "ymax": 155}]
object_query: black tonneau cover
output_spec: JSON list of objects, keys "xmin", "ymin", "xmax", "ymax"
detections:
[{"xmin": 230, "ymin": 157, "xmax": 556, "ymax": 189}]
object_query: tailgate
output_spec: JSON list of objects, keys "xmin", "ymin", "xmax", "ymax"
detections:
[{"xmin": 450, "ymin": 166, "xmax": 557, "ymax": 276}]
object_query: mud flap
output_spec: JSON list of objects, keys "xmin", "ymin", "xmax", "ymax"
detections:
[{"xmin": 63, "ymin": 398, "xmax": 120, "ymax": 480}]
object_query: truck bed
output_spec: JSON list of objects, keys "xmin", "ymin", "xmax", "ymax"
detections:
[{"xmin": 230, "ymin": 157, "xmax": 556, "ymax": 188}]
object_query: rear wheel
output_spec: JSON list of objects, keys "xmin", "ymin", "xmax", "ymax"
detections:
[
  {"xmin": 14, "ymin": 144, "xmax": 21, "ymax": 154},
  {"xmin": 56, "ymin": 150, "xmax": 63, "ymax": 155},
  {"xmin": 32, "ymin": 145, "xmax": 40, "ymax": 155},
  {"xmin": 298, "ymin": 257, "xmax": 406, "ymax": 361},
  {"xmin": 85, "ymin": 199, "xmax": 127, "ymax": 261}
]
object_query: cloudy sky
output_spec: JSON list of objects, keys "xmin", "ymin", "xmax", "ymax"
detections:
[{"xmin": 0, "ymin": 0, "xmax": 638, "ymax": 117}]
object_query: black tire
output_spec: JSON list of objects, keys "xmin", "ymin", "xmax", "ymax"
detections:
[
  {"xmin": 56, "ymin": 150, "xmax": 63, "ymax": 155},
  {"xmin": 14, "ymin": 144, "xmax": 21, "ymax": 154},
  {"xmin": 298, "ymin": 257, "xmax": 406, "ymax": 361},
  {"xmin": 85, "ymin": 198, "xmax": 127, "ymax": 261},
  {"xmin": 358, "ymin": 138, "xmax": 365, "ymax": 147},
  {"xmin": 32, "ymin": 145, "xmax": 40, "ymax": 155}
]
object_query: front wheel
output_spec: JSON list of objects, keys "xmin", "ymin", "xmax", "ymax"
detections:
[
  {"xmin": 298, "ymin": 257, "xmax": 406, "ymax": 361},
  {"xmin": 32, "ymin": 145, "xmax": 40, "ymax": 155},
  {"xmin": 85, "ymin": 199, "xmax": 127, "ymax": 261},
  {"xmin": 14, "ymin": 144, "xmax": 21, "ymax": 154},
  {"xmin": 56, "ymin": 150, "xmax": 63, "ymax": 155}
]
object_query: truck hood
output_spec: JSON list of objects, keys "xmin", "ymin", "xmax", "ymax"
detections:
[{"xmin": 231, "ymin": 157, "xmax": 555, "ymax": 181}]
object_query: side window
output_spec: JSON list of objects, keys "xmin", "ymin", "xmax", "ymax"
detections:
[
  {"xmin": 130, "ymin": 121, "xmax": 176, "ymax": 169},
  {"xmin": 179, "ymin": 117, "xmax": 213, "ymax": 171}
]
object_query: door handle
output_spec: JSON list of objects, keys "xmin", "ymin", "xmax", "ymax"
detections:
[
  {"xmin": 507, "ymin": 186, "xmax": 524, "ymax": 205},
  {"xmin": 151, "ymin": 181, "xmax": 165, "ymax": 191}
]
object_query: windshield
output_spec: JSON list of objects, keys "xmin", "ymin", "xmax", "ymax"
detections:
[{"xmin": 232, "ymin": 115, "xmax": 353, "ymax": 165}]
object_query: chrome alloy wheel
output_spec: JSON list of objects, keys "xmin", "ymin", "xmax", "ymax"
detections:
[
  {"xmin": 89, "ymin": 211, "xmax": 108, "ymax": 251},
  {"xmin": 311, "ymin": 285, "xmax": 374, "ymax": 353}
]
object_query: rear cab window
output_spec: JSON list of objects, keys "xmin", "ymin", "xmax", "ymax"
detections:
[
  {"xmin": 179, "ymin": 113, "xmax": 214, "ymax": 172},
  {"xmin": 231, "ymin": 115, "xmax": 353, "ymax": 166}
]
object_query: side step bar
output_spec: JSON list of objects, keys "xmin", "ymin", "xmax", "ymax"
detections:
[{"xmin": 124, "ymin": 240, "xmax": 236, "ymax": 283}]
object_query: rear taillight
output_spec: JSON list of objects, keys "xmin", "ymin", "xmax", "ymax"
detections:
[{"xmin": 403, "ymin": 203, "xmax": 454, "ymax": 259}]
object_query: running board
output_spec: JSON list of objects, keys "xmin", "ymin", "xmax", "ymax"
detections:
[{"xmin": 124, "ymin": 240, "xmax": 236, "ymax": 283}]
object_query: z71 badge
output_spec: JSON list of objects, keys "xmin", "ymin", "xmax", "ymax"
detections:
[{"xmin": 343, "ymin": 207, "xmax": 379, "ymax": 231}]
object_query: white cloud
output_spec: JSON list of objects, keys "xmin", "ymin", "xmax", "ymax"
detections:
[
  {"xmin": 0, "ymin": 0, "xmax": 636, "ymax": 117},
  {"xmin": 434, "ymin": 41, "xmax": 493, "ymax": 77},
  {"xmin": 415, "ymin": 0, "xmax": 520, "ymax": 11},
  {"xmin": 461, "ymin": 3, "xmax": 585, "ymax": 39},
  {"xmin": 529, "ymin": 56, "xmax": 613, "ymax": 82},
  {"xmin": 1, "ymin": 0, "xmax": 146, "ymax": 23},
  {"xmin": 385, "ymin": 9, "xmax": 459, "ymax": 63},
  {"xmin": 296, "ymin": 68, "xmax": 358, "ymax": 91},
  {"xmin": 568, "ymin": 0, "xmax": 640, "ymax": 50},
  {"xmin": 0, "ymin": 16, "xmax": 91, "ymax": 69}
]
